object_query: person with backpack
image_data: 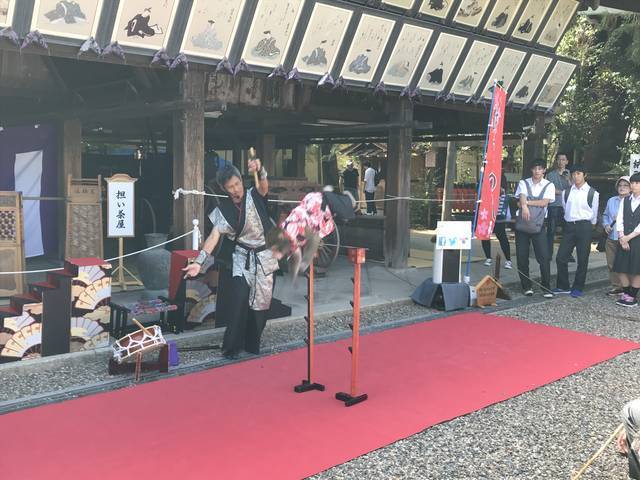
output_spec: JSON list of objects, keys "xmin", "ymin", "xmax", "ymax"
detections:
[
  {"xmin": 363, "ymin": 161, "xmax": 378, "ymax": 215},
  {"xmin": 514, "ymin": 159, "xmax": 556, "ymax": 297},
  {"xmin": 553, "ymin": 164, "xmax": 599, "ymax": 298}
]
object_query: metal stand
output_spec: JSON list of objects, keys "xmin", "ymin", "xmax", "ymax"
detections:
[
  {"xmin": 294, "ymin": 263, "xmax": 325, "ymax": 393},
  {"xmin": 335, "ymin": 248, "xmax": 368, "ymax": 407}
]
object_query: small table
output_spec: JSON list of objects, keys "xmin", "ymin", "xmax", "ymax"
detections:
[{"xmin": 109, "ymin": 299, "xmax": 177, "ymax": 339}]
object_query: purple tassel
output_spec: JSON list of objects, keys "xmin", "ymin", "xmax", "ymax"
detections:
[
  {"xmin": 0, "ymin": 27, "xmax": 20, "ymax": 48},
  {"xmin": 445, "ymin": 93, "xmax": 456, "ymax": 103},
  {"xmin": 169, "ymin": 53, "xmax": 189, "ymax": 71},
  {"xmin": 286, "ymin": 67, "xmax": 301, "ymax": 82},
  {"xmin": 317, "ymin": 72, "xmax": 334, "ymax": 87},
  {"xmin": 373, "ymin": 81, "xmax": 386, "ymax": 95},
  {"xmin": 100, "ymin": 41, "xmax": 126, "ymax": 61},
  {"xmin": 216, "ymin": 57, "xmax": 234, "ymax": 75},
  {"xmin": 332, "ymin": 76, "xmax": 345, "ymax": 91},
  {"xmin": 77, "ymin": 37, "xmax": 101, "ymax": 58},
  {"xmin": 21, "ymin": 31, "xmax": 49, "ymax": 51},
  {"xmin": 233, "ymin": 59, "xmax": 248, "ymax": 77},
  {"xmin": 151, "ymin": 48, "xmax": 171, "ymax": 67},
  {"xmin": 268, "ymin": 64, "xmax": 287, "ymax": 79},
  {"xmin": 401, "ymin": 86, "xmax": 422, "ymax": 102}
]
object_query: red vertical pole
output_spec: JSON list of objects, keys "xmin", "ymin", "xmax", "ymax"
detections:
[
  {"xmin": 350, "ymin": 261, "xmax": 361, "ymax": 397},
  {"xmin": 336, "ymin": 248, "xmax": 368, "ymax": 406}
]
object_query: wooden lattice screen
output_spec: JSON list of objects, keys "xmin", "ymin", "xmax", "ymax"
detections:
[
  {"xmin": 0, "ymin": 191, "xmax": 25, "ymax": 296},
  {"xmin": 65, "ymin": 175, "xmax": 104, "ymax": 259}
]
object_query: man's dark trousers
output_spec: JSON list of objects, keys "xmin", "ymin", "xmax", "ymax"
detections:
[
  {"xmin": 556, "ymin": 220, "xmax": 592, "ymax": 291},
  {"xmin": 515, "ymin": 229, "xmax": 551, "ymax": 290}
]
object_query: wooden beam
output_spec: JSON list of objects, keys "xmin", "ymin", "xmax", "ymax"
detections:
[
  {"xmin": 58, "ymin": 119, "xmax": 82, "ymax": 259},
  {"xmin": 384, "ymin": 98, "xmax": 413, "ymax": 269},
  {"xmin": 172, "ymin": 71, "xmax": 205, "ymax": 248},
  {"xmin": 256, "ymin": 133, "xmax": 276, "ymax": 174},
  {"xmin": 0, "ymin": 99, "xmax": 191, "ymax": 125}
]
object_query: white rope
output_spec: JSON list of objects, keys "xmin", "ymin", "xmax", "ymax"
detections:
[
  {"xmin": 0, "ymin": 231, "xmax": 194, "ymax": 275},
  {"xmin": 173, "ymin": 188, "xmax": 480, "ymax": 204}
]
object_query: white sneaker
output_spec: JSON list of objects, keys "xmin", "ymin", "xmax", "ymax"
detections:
[
  {"xmin": 524, "ymin": 289, "xmax": 534, "ymax": 296},
  {"xmin": 483, "ymin": 258, "xmax": 492, "ymax": 266},
  {"xmin": 504, "ymin": 260, "xmax": 512, "ymax": 269}
]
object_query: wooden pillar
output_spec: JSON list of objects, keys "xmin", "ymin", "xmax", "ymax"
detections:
[
  {"xmin": 58, "ymin": 118, "xmax": 82, "ymax": 259},
  {"xmin": 293, "ymin": 143, "xmax": 306, "ymax": 178},
  {"xmin": 441, "ymin": 141, "xmax": 457, "ymax": 221},
  {"xmin": 522, "ymin": 113, "xmax": 545, "ymax": 174},
  {"xmin": 172, "ymin": 71, "xmax": 205, "ymax": 248},
  {"xmin": 257, "ymin": 133, "xmax": 276, "ymax": 175},
  {"xmin": 384, "ymin": 98, "xmax": 413, "ymax": 268}
]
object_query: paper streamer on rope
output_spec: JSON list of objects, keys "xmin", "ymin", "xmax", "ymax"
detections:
[
  {"xmin": 101, "ymin": 42, "xmax": 126, "ymax": 61},
  {"xmin": 0, "ymin": 27, "xmax": 20, "ymax": 48},
  {"xmin": 151, "ymin": 48, "xmax": 171, "ymax": 67},
  {"xmin": 287, "ymin": 67, "xmax": 301, "ymax": 82},
  {"xmin": 268, "ymin": 64, "xmax": 287, "ymax": 79},
  {"xmin": 78, "ymin": 37, "xmax": 101, "ymax": 58},
  {"xmin": 333, "ymin": 76, "xmax": 345, "ymax": 91},
  {"xmin": 318, "ymin": 72, "xmax": 334, "ymax": 88},
  {"xmin": 169, "ymin": 53, "xmax": 189, "ymax": 71},
  {"xmin": 21, "ymin": 31, "xmax": 48, "ymax": 51},
  {"xmin": 233, "ymin": 59, "xmax": 248, "ymax": 77},
  {"xmin": 373, "ymin": 81, "xmax": 387, "ymax": 96}
]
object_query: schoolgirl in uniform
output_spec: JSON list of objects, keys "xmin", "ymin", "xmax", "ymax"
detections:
[{"xmin": 613, "ymin": 172, "xmax": 640, "ymax": 307}]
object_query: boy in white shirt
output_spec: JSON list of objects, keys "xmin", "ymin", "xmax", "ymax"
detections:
[{"xmin": 515, "ymin": 159, "xmax": 556, "ymax": 297}]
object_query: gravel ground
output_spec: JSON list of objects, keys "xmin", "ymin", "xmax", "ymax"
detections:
[{"xmin": 312, "ymin": 284, "xmax": 640, "ymax": 480}]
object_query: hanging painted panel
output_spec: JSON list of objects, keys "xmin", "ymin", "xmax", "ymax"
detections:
[
  {"xmin": 419, "ymin": 0, "xmax": 456, "ymax": 20},
  {"xmin": 537, "ymin": 0, "xmax": 578, "ymax": 49},
  {"xmin": 0, "ymin": 0, "xmax": 16, "ymax": 27},
  {"xmin": 112, "ymin": 0, "xmax": 181, "ymax": 50},
  {"xmin": 481, "ymin": 48, "xmax": 526, "ymax": 98},
  {"xmin": 241, "ymin": 0, "xmax": 305, "ymax": 68},
  {"xmin": 484, "ymin": 0, "xmax": 524, "ymax": 35},
  {"xmin": 535, "ymin": 60, "xmax": 576, "ymax": 108},
  {"xmin": 293, "ymin": 3, "xmax": 353, "ymax": 76},
  {"xmin": 381, "ymin": 24, "xmax": 433, "ymax": 87},
  {"xmin": 511, "ymin": 0, "xmax": 554, "ymax": 43},
  {"xmin": 417, "ymin": 32, "xmax": 467, "ymax": 93},
  {"xmin": 31, "ymin": 0, "xmax": 104, "ymax": 40},
  {"xmin": 450, "ymin": 40, "xmax": 498, "ymax": 96},
  {"xmin": 340, "ymin": 14, "xmax": 395, "ymax": 83},
  {"xmin": 382, "ymin": 0, "xmax": 415, "ymax": 9},
  {"xmin": 510, "ymin": 54, "xmax": 552, "ymax": 104},
  {"xmin": 454, "ymin": 0, "xmax": 491, "ymax": 28},
  {"xmin": 181, "ymin": 0, "xmax": 246, "ymax": 60}
]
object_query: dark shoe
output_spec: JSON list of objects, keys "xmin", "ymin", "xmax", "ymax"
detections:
[
  {"xmin": 223, "ymin": 350, "xmax": 239, "ymax": 360},
  {"xmin": 523, "ymin": 289, "xmax": 534, "ymax": 296},
  {"xmin": 616, "ymin": 294, "xmax": 638, "ymax": 307},
  {"xmin": 552, "ymin": 288, "xmax": 571, "ymax": 295},
  {"xmin": 607, "ymin": 288, "xmax": 624, "ymax": 296},
  {"xmin": 570, "ymin": 289, "xmax": 583, "ymax": 298}
]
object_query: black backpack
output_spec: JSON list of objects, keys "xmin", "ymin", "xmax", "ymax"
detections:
[
  {"xmin": 563, "ymin": 187, "xmax": 596, "ymax": 208},
  {"xmin": 374, "ymin": 169, "xmax": 382, "ymax": 187}
]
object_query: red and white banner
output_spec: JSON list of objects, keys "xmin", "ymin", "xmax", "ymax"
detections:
[{"xmin": 475, "ymin": 84, "xmax": 507, "ymax": 240}]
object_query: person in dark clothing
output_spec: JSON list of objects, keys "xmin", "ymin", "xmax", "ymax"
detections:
[
  {"xmin": 183, "ymin": 161, "xmax": 279, "ymax": 358},
  {"xmin": 618, "ymin": 399, "xmax": 640, "ymax": 479},
  {"xmin": 341, "ymin": 160, "xmax": 359, "ymax": 206},
  {"xmin": 481, "ymin": 173, "xmax": 512, "ymax": 269}
]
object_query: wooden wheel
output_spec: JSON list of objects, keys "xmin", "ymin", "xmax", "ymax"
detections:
[{"xmin": 314, "ymin": 227, "xmax": 340, "ymax": 271}]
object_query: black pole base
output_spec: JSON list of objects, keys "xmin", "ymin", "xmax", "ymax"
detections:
[
  {"xmin": 335, "ymin": 391, "xmax": 368, "ymax": 407},
  {"xmin": 294, "ymin": 379, "xmax": 325, "ymax": 393}
]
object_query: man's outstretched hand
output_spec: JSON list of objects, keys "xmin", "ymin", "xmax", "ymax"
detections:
[{"xmin": 182, "ymin": 263, "xmax": 202, "ymax": 279}]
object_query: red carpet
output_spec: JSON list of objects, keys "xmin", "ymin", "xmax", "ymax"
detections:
[{"xmin": 1, "ymin": 313, "xmax": 637, "ymax": 479}]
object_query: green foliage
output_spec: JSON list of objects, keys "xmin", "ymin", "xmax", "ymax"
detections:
[{"xmin": 551, "ymin": 14, "xmax": 640, "ymax": 170}]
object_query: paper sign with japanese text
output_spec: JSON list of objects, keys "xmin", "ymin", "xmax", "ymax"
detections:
[{"xmin": 106, "ymin": 174, "xmax": 136, "ymax": 238}]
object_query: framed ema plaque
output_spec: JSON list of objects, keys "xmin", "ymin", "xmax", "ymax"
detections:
[
  {"xmin": 31, "ymin": 0, "xmax": 105, "ymax": 40},
  {"xmin": 111, "ymin": 0, "xmax": 181, "ymax": 50}
]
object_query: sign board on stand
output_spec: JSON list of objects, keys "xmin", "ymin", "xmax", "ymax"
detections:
[
  {"xmin": 630, "ymin": 154, "xmax": 640, "ymax": 177},
  {"xmin": 433, "ymin": 221, "xmax": 471, "ymax": 284},
  {"xmin": 105, "ymin": 174, "xmax": 142, "ymax": 291}
]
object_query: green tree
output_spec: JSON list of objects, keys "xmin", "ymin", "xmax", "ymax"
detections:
[{"xmin": 551, "ymin": 14, "xmax": 640, "ymax": 173}]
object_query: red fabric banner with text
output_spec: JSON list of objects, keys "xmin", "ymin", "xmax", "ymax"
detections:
[{"xmin": 475, "ymin": 85, "xmax": 507, "ymax": 240}]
